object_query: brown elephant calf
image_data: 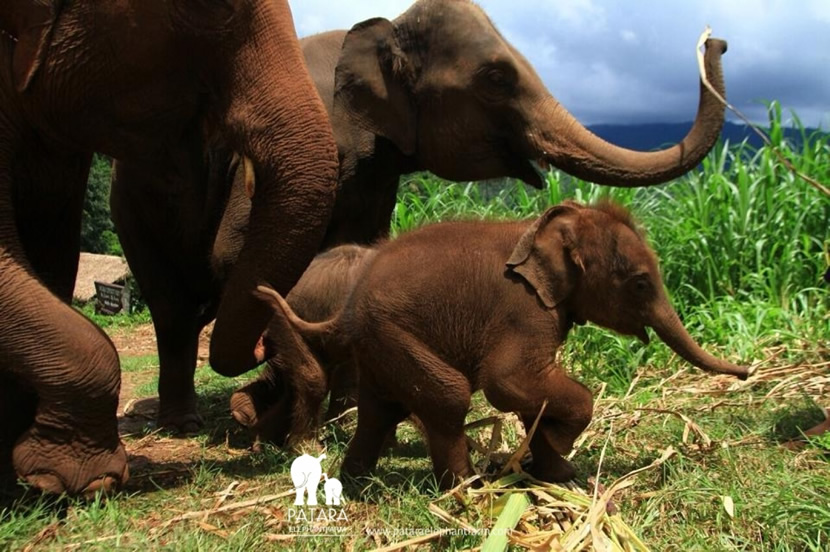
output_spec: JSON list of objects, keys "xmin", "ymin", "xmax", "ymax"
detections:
[
  {"xmin": 230, "ymin": 244, "xmax": 374, "ymax": 445},
  {"xmin": 257, "ymin": 201, "xmax": 749, "ymax": 489}
]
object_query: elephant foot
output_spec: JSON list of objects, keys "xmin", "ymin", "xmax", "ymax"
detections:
[
  {"xmin": 527, "ymin": 453, "xmax": 576, "ymax": 483},
  {"xmin": 12, "ymin": 428, "xmax": 129, "ymax": 497},
  {"xmin": 230, "ymin": 378, "xmax": 292, "ymax": 447},
  {"xmin": 230, "ymin": 387, "xmax": 264, "ymax": 428},
  {"xmin": 158, "ymin": 410, "xmax": 203, "ymax": 435},
  {"xmin": 230, "ymin": 377, "xmax": 284, "ymax": 427}
]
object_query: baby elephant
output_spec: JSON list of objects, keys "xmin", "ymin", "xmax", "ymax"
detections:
[
  {"xmin": 230, "ymin": 244, "xmax": 375, "ymax": 445},
  {"xmin": 258, "ymin": 201, "xmax": 749, "ymax": 489}
]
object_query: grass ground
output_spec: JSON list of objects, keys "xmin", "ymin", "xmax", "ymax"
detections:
[
  {"xmin": 1, "ymin": 109, "xmax": 828, "ymax": 550},
  {"xmin": 0, "ymin": 320, "xmax": 826, "ymax": 551}
]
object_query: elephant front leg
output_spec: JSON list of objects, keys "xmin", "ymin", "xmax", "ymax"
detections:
[
  {"xmin": 230, "ymin": 366, "xmax": 294, "ymax": 447},
  {"xmin": 112, "ymin": 158, "xmax": 220, "ymax": 434},
  {"xmin": 155, "ymin": 318, "xmax": 204, "ymax": 433},
  {"xmin": 0, "ymin": 374, "xmax": 36, "ymax": 489},
  {"xmin": 0, "ymin": 256, "xmax": 128, "ymax": 495},
  {"xmin": 0, "ymin": 146, "xmax": 127, "ymax": 495},
  {"xmin": 485, "ymin": 364, "xmax": 593, "ymax": 483}
]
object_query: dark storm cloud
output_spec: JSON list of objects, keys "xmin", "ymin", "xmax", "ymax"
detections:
[{"xmin": 290, "ymin": 0, "xmax": 830, "ymax": 127}]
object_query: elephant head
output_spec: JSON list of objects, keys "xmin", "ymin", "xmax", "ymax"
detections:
[
  {"xmin": 507, "ymin": 202, "xmax": 749, "ymax": 379},
  {"xmin": 333, "ymin": 0, "xmax": 727, "ymax": 188},
  {"xmin": 0, "ymin": 0, "xmax": 339, "ymax": 376}
]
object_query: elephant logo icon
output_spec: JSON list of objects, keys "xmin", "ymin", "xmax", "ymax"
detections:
[
  {"xmin": 322, "ymin": 473, "xmax": 343, "ymax": 505},
  {"xmin": 290, "ymin": 453, "xmax": 326, "ymax": 506}
]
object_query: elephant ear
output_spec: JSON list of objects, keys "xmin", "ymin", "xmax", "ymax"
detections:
[
  {"xmin": 506, "ymin": 204, "xmax": 583, "ymax": 309},
  {"xmin": 4, "ymin": 0, "xmax": 65, "ymax": 92},
  {"xmin": 334, "ymin": 17, "xmax": 417, "ymax": 156}
]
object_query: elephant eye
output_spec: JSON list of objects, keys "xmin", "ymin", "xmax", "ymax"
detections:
[
  {"xmin": 476, "ymin": 62, "xmax": 517, "ymax": 100},
  {"xmin": 487, "ymin": 68, "xmax": 508, "ymax": 86},
  {"xmin": 630, "ymin": 274, "xmax": 652, "ymax": 294}
]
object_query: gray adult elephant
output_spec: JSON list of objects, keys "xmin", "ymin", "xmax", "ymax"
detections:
[
  {"xmin": 111, "ymin": 0, "xmax": 728, "ymax": 434},
  {"xmin": 0, "ymin": 0, "xmax": 338, "ymax": 496}
]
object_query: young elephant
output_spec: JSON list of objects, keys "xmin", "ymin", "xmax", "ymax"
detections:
[
  {"xmin": 230, "ymin": 244, "xmax": 376, "ymax": 445},
  {"xmin": 258, "ymin": 201, "xmax": 749, "ymax": 489}
]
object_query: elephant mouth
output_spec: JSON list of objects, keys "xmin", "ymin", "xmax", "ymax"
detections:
[
  {"xmin": 504, "ymin": 153, "xmax": 546, "ymax": 189},
  {"xmin": 499, "ymin": 136, "xmax": 549, "ymax": 189}
]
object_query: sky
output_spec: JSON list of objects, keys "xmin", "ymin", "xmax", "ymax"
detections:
[{"xmin": 288, "ymin": 0, "xmax": 830, "ymax": 128}]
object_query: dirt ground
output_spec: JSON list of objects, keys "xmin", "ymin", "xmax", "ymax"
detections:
[{"xmin": 107, "ymin": 322, "xmax": 246, "ymax": 485}]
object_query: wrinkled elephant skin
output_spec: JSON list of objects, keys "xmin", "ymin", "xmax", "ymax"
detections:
[
  {"xmin": 259, "ymin": 201, "xmax": 748, "ymax": 490},
  {"xmin": 112, "ymin": 0, "xmax": 727, "ymax": 434},
  {"xmin": 0, "ymin": 0, "xmax": 337, "ymax": 495}
]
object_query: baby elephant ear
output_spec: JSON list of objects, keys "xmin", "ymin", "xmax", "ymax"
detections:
[{"xmin": 506, "ymin": 204, "xmax": 580, "ymax": 309}]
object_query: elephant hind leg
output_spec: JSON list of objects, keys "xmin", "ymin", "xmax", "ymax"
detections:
[
  {"xmin": 341, "ymin": 380, "xmax": 409, "ymax": 482},
  {"xmin": 347, "ymin": 324, "xmax": 474, "ymax": 490}
]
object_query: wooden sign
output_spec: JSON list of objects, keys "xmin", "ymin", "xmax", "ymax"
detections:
[{"xmin": 94, "ymin": 281, "xmax": 130, "ymax": 315}]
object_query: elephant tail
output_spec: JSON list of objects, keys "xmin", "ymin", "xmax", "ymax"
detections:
[{"xmin": 254, "ymin": 286, "xmax": 349, "ymax": 359}]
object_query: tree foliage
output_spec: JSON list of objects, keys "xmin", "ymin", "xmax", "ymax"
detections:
[{"xmin": 80, "ymin": 155, "xmax": 122, "ymax": 255}]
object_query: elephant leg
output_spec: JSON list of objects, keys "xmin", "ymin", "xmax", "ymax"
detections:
[
  {"xmin": 0, "ymin": 150, "xmax": 127, "ymax": 495},
  {"xmin": 1, "ymin": 148, "xmax": 90, "ymax": 488},
  {"xmin": 230, "ymin": 364, "xmax": 294, "ymax": 447},
  {"xmin": 484, "ymin": 364, "xmax": 593, "ymax": 483},
  {"xmin": 345, "ymin": 324, "xmax": 473, "ymax": 490},
  {"xmin": 411, "ymin": 379, "xmax": 473, "ymax": 490},
  {"xmin": 324, "ymin": 360, "xmax": 359, "ymax": 422},
  {"xmin": 229, "ymin": 364, "xmax": 284, "ymax": 428},
  {"xmin": 284, "ymin": 356, "xmax": 328, "ymax": 446},
  {"xmin": 0, "ymin": 374, "xmax": 37, "ymax": 488},
  {"xmin": 112, "ymin": 158, "xmax": 222, "ymax": 433},
  {"xmin": 13, "ymin": 147, "xmax": 91, "ymax": 301},
  {"xmin": 421, "ymin": 419, "xmax": 474, "ymax": 490},
  {"xmin": 341, "ymin": 380, "xmax": 409, "ymax": 481},
  {"xmin": 154, "ymin": 316, "xmax": 204, "ymax": 433}
]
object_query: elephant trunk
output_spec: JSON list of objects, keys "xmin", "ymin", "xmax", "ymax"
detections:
[
  {"xmin": 534, "ymin": 39, "xmax": 727, "ymax": 187},
  {"xmin": 650, "ymin": 303, "xmax": 749, "ymax": 380},
  {"xmin": 209, "ymin": 0, "xmax": 339, "ymax": 376}
]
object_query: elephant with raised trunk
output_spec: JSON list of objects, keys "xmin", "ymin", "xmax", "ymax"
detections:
[
  {"xmin": 0, "ymin": 0, "xmax": 338, "ymax": 495},
  {"xmin": 112, "ymin": 0, "xmax": 728, "ymax": 434},
  {"xmin": 258, "ymin": 201, "xmax": 749, "ymax": 490}
]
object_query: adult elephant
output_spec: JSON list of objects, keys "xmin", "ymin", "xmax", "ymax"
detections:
[
  {"xmin": 112, "ymin": 0, "xmax": 727, "ymax": 433},
  {"xmin": 0, "ymin": 0, "xmax": 338, "ymax": 496}
]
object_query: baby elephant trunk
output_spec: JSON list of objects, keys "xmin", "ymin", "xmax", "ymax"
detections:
[{"xmin": 652, "ymin": 306, "xmax": 749, "ymax": 380}]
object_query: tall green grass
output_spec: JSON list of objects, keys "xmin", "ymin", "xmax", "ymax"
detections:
[{"xmin": 393, "ymin": 107, "xmax": 829, "ymax": 392}]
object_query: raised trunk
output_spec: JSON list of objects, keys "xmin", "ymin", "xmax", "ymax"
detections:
[
  {"xmin": 209, "ymin": 1, "xmax": 339, "ymax": 376},
  {"xmin": 651, "ymin": 304, "xmax": 748, "ymax": 380},
  {"xmin": 537, "ymin": 39, "xmax": 727, "ymax": 187}
]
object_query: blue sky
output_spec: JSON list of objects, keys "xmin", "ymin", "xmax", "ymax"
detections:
[{"xmin": 288, "ymin": 0, "xmax": 830, "ymax": 128}]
